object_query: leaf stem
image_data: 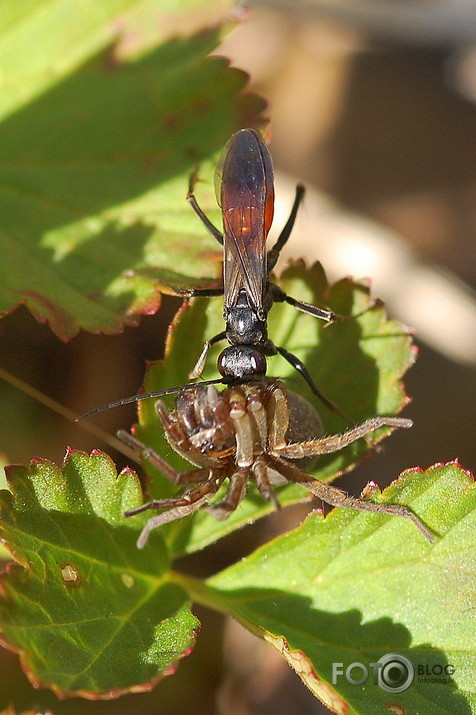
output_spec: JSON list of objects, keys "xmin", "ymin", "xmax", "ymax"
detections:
[{"xmin": 168, "ymin": 570, "xmax": 247, "ymax": 620}]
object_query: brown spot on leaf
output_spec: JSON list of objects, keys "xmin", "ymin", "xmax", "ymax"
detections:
[
  {"xmin": 386, "ymin": 703, "xmax": 405, "ymax": 714},
  {"xmin": 162, "ymin": 113, "xmax": 182, "ymax": 131}
]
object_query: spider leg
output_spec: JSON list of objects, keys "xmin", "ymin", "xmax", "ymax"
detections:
[
  {"xmin": 117, "ymin": 429, "xmax": 211, "ymax": 485},
  {"xmin": 304, "ymin": 478, "xmax": 434, "ymax": 542},
  {"xmin": 252, "ymin": 456, "xmax": 281, "ymax": 509},
  {"xmin": 125, "ymin": 486, "xmax": 210, "ymax": 517},
  {"xmin": 265, "ymin": 454, "xmax": 434, "ymax": 542},
  {"xmin": 126, "ymin": 478, "xmax": 224, "ymax": 547},
  {"xmin": 274, "ymin": 416, "xmax": 412, "ymax": 460},
  {"xmin": 267, "ymin": 383, "xmax": 289, "ymax": 449},
  {"xmin": 205, "ymin": 468, "xmax": 249, "ymax": 520},
  {"xmin": 229, "ymin": 391, "xmax": 255, "ymax": 467}
]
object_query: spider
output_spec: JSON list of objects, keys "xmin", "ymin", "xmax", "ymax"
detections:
[{"xmin": 120, "ymin": 380, "xmax": 433, "ymax": 548}]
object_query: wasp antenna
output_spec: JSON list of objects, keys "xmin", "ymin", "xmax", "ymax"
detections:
[{"xmin": 76, "ymin": 378, "xmax": 226, "ymax": 421}]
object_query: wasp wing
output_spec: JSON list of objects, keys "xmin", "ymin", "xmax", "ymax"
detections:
[{"xmin": 216, "ymin": 130, "xmax": 274, "ymax": 315}]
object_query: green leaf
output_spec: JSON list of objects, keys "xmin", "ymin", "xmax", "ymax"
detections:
[
  {"xmin": 195, "ymin": 463, "xmax": 476, "ymax": 714},
  {"xmin": 133, "ymin": 264, "xmax": 415, "ymax": 556},
  {"xmin": 0, "ymin": 0, "xmax": 264, "ymax": 339},
  {"xmin": 0, "ymin": 450, "xmax": 199, "ymax": 697}
]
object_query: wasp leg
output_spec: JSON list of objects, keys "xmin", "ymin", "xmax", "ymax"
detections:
[
  {"xmin": 267, "ymin": 184, "xmax": 305, "ymax": 271},
  {"xmin": 188, "ymin": 331, "xmax": 227, "ymax": 379},
  {"xmin": 274, "ymin": 345, "xmax": 352, "ymax": 423},
  {"xmin": 187, "ymin": 170, "xmax": 224, "ymax": 245}
]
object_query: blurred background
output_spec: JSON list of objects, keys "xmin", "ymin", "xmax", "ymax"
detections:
[{"xmin": 1, "ymin": 1, "xmax": 475, "ymax": 713}]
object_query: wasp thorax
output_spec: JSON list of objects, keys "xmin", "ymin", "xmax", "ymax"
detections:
[{"xmin": 224, "ymin": 291, "xmax": 268, "ymax": 345}]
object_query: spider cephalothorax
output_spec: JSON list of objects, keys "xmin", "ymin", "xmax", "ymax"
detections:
[{"xmin": 120, "ymin": 380, "xmax": 433, "ymax": 547}]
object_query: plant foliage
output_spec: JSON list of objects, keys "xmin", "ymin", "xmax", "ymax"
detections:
[{"xmin": 0, "ymin": 0, "xmax": 263, "ymax": 339}]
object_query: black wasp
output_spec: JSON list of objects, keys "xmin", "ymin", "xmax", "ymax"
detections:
[
  {"xmin": 183, "ymin": 128, "xmax": 337, "ymax": 410},
  {"xmin": 83, "ymin": 128, "xmax": 341, "ymax": 416}
]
